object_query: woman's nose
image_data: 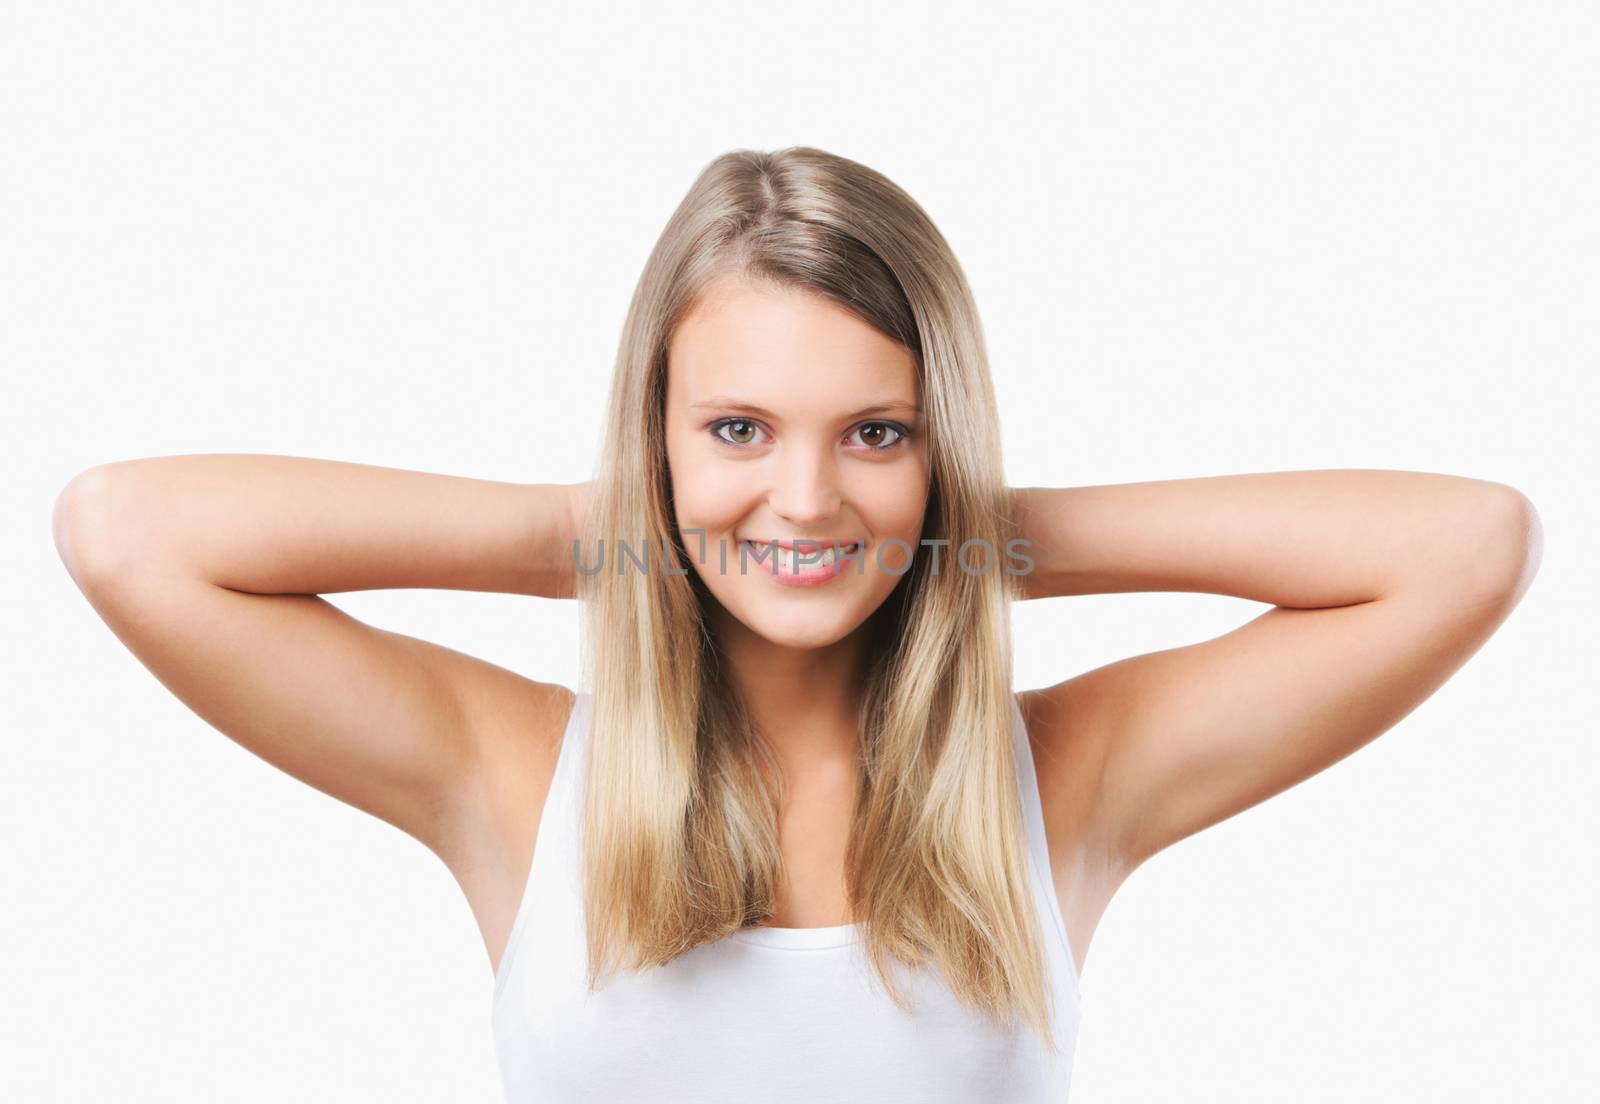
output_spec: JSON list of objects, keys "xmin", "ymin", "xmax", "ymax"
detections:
[{"xmin": 767, "ymin": 445, "xmax": 841, "ymax": 524}]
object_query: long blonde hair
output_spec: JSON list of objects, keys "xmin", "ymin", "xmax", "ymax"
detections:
[{"xmin": 573, "ymin": 145, "xmax": 1058, "ymax": 1051}]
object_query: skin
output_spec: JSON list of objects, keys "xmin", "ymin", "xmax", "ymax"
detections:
[
  {"xmin": 56, "ymin": 283, "xmax": 1539, "ymax": 973},
  {"xmin": 663, "ymin": 277, "xmax": 931, "ymax": 779}
]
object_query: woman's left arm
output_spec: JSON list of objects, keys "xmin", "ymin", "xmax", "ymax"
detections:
[{"xmin": 1008, "ymin": 470, "xmax": 1542, "ymax": 877}]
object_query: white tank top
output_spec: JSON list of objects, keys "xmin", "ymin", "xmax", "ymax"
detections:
[{"xmin": 492, "ymin": 692, "xmax": 1082, "ymax": 1102}]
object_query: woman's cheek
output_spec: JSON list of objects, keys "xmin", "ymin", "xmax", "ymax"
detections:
[
  {"xmin": 673, "ymin": 465, "xmax": 750, "ymax": 547},
  {"xmin": 871, "ymin": 468, "xmax": 931, "ymax": 541}
]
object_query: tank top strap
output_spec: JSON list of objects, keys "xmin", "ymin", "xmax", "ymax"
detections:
[
  {"xmin": 491, "ymin": 689, "xmax": 591, "ymax": 1006},
  {"xmin": 1009, "ymin": 691, "xmax": 1081, "ymax": 992},
  {"xmin": 554, "ymin": 691, "xmax": 590, "ymax": 797},
  {"xmin": 544, "ymin": 690, "xmax": 591, "ymax": 863}
]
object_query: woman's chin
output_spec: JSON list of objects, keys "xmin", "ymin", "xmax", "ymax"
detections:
[{"xmin": 728, "ymin": 605, "xmax": 866, "ymax": 652}]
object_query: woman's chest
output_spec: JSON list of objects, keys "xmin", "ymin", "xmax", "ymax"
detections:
[{"xmin": 494, "ymin": 928, "xmax": 1073, "ymax": 1102}]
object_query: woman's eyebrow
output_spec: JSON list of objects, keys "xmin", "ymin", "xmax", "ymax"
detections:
[{"xmin": 689, "ymin": 397, "xmax": 923, "ymax": 420}]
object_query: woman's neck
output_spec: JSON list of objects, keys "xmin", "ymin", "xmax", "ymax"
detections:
[{"xmin": 709, "ymin": 605, "xmax": 871, "ymax": 769}]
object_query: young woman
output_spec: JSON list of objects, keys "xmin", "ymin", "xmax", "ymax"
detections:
[{"xmin": 53, "ymin": 146, "xmax": 1540, "ymax": 1102}]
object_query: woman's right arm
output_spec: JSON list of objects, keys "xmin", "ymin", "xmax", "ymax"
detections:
[{"xmin": 52, "ymin": 454, "xmax": 588, "ymax": 863}]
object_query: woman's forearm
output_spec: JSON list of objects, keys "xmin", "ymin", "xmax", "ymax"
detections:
[
  {"xmin": 56, "ymin": 454, "xmax": 585, "ymax": 599},
  {"xmin": 1009, "ymin": 469, "xmax": 1536, "ymax": 608}
]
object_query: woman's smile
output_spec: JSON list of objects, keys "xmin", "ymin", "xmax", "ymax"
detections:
[{"xmin": 740, "ymin": 539, "xmax": 864, "ymax": 587}]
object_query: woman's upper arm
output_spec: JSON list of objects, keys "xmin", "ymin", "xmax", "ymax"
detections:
[{"xmin": 56, "ymin": 475, "xmax": 567, "ymax": 864}]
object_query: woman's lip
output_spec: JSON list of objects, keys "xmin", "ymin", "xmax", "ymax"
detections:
[
  {"xmin": 741, "ymin": 538, "xmax": 863, "ymax": 551},
  {"xmin": 739, "ymin": 539, "xmax": 858, "ymax": 586}
]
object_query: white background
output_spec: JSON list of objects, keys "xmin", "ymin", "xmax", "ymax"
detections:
[{"xmin": 5, "ymin": 2, "xmax": 1594, "ymax": 1100}]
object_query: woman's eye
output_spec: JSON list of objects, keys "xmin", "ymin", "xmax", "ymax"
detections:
[
  {"xmin": 711, "ymin": 419, "xmax": 764, "ymax": 446},
  {"xmin": 708, "ymin": 419, "xmax": 911, "ymax": 450},
  {"xmin": 853, "ymin": 422, "xmax": 908, "ymax": 450}
]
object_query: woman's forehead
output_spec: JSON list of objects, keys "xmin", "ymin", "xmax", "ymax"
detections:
[{"xmin": 667, "ymin": 286, "xmax": 920, "ymax": 414}]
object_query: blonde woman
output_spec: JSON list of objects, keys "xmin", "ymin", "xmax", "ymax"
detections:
[{"xmin": 53, "ymin": 147, "xmax": 1541, "ymax": 1102}]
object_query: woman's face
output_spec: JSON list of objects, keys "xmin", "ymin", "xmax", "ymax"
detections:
[{"xmin": 664, "ymin": 278, "xmax": 931, "ymax": 652}]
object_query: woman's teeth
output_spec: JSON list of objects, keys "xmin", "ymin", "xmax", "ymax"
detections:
[{"xmin": 745, "ymin": 542, "xmax": 859, "ymax": 569}]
